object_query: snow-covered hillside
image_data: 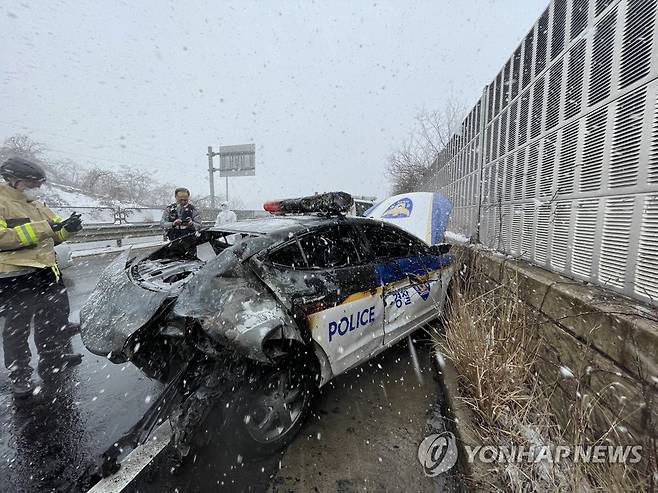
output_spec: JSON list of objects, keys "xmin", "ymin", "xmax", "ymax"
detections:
[
  {"xmin": 42, "ymin": 183, "xmax": 115, "ymax": 208},
  {"xmin": 41, "ymin": 182, "xmax": 158, "ymax": 224}
]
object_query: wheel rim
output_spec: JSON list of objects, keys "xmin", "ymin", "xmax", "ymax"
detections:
[{"xmin": 243, "ymin": 368, "xmax": 309, "ymax": 443}]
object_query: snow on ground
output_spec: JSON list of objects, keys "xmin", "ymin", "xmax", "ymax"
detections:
[
  {"xmin": 41, "ymin": 183, "xmax": 111, "ymax": 208},
  {"xmin": 445, "ymin": 231, "xmax": 470, "ymax": 244},
  {"xmin": 41, "ymin": 183, "xmax": 157, "ymax": 224}
]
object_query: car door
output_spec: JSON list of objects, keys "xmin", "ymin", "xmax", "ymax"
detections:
[
  {"xmin": 255, "ymin": 224, "xmax": 385, "ymax": 377},
  {"xmin": 354, "ymin": 222, "xmax": 439, "ymax": 346},
  {"xmin": 422, "ymin": 246, "xmax": 455, "ymax": 319}
]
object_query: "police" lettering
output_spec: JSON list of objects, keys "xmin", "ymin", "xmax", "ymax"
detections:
[{"xmin": 328, "ymin": 306, "xmax": 376, "ymax": 342}]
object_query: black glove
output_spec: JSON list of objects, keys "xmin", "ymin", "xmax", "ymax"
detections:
[
  {"xmin": 49, "ymin": 220, "xmax": 63, "ymax": 232},
  {"xmin": 61, "ymin": 212, "xmax": 83, "ymax": 232}
]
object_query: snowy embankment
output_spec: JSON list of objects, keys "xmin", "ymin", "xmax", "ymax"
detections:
[
  {"xmin": 42, "ymin": 182, "xmax": 159, "ymax": 224},
  {"xmin": 40, "ymin": 183, "xmax": 165, "ymax": 258},
  {"xmin": 41, "ymin": 182, "xmax": 113, "ymax": 208}
]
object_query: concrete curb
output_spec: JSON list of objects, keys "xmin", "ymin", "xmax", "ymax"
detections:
[
  {"xmin": 87, "ymin": 422, "xmax": 172, "ymax": 493},
  {"xmin": 431, "ymin": 343, "xmax": 489, "ymax": 492}
]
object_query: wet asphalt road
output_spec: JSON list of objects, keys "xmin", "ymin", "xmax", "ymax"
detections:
[
  {"xmin": 0, "ymin": 253, "xmax": 162, "ymax": 493},
  {"xmin": 0, "ymin": 252, "xmax": 457, "ymax": 493},
  {"xmin": 127, "ymin": 339, "xmax": 452, "ymax": 493}
]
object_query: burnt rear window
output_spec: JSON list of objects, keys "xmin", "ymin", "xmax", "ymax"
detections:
[
  {"xmin": 298, "ymin": 226, "xmax": 360, "ymax": 269},
  {"xmin": 358, "ymin": 223, "xmax": 426, "ymax": 260},
  {"xmin": 268, "ymin": 241, "xmax": 306, "ymax": 269}
]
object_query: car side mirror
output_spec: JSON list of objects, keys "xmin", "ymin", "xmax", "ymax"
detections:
[{"xmin": 430, "ymin": 243, "xmax": 451, "ymax": 255}]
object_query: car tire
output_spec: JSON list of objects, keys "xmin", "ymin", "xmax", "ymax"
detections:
[{"xmin": 227, "ymin": 355, "xmax": 317, "ymax": 459}]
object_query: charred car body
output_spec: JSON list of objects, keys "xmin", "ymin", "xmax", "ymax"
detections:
[{"xmin": 80, "ymin": 192, "xmax": 455, "ymax": 460}]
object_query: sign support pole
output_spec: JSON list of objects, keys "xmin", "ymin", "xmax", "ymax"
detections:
[{"xmin": 207, "ymin": 146, "xmax": 216, "ymax": 208}]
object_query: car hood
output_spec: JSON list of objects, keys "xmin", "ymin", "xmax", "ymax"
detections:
[
  {"xmin": 80, "ymin": 236, "xmax": 280, "ymax": 361},
  {"xmin": 173, "ymin": 243, "xmax": 297, "ymax": 361},
  {"xmin": 80, "ymin": 249, "xmax": 170, "ymax": 360}
]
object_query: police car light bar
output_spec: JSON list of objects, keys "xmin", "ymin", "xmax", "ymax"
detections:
[{"xmin": 263, "ymin": 192, "xmax": 354, "ymax": 216}]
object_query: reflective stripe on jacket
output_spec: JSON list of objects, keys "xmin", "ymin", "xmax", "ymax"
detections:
[{"xmin": 0, "ymin": 183, "xmax": 75, "ymax": 274}]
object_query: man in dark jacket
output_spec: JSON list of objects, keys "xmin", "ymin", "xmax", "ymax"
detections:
[{"xmin": 159, "ymin": 187, "xmax": 202, "ymax": 241}]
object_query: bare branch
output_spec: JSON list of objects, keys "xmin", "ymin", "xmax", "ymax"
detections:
[{"xmin": 387, "ymin": 98, "xmax": 466, "ymax": 194}]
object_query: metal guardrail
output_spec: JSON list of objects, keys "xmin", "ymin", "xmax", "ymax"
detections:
[
  {"xmin": 67, "ymin": 208, "xmax": 269, "ymax": 247},
  {"xmin": 53, "ymin": 206, "xmax": 214, "ymax": 225},
  {"xmin": 52, "ymin": 206, "xmax": 269, "ymax": 246},
  {"xmin": 70, "ymin": 221, "xmax": 214, "ymax": 247},
  {"xmin": 53, "ymin": 206, "xmax": 268, "ymax": 225},
  {"xmin": 69, "ymin": 223, "xmax": 163, "ymax": 245}
]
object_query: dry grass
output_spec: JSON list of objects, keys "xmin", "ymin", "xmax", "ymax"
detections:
[
  {"xmin": 440, "ymin": 278, "xmax": 538, "ymax": 427},
  {"xmin": 435, "ymin": 270, "xmax": 652, "ymax": 492}
]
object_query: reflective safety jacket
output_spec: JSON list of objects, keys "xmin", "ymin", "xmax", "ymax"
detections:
[{"xmin": 0, "ymin": 184, "xmax": 75, "ymax": 274}]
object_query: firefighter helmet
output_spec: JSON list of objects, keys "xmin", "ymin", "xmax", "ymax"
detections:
[{"xmin": 1, "ymin": 157, "xmax": 47, "ymax": 183}]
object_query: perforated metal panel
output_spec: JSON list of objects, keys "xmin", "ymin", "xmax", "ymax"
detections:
[
  {"xmin": 609, "ymin": 87, "xmax": 644, "ymax": 188},
  {"xmin": 558, "ymin": 121, "xmax": 579, "ymax": 194},
  {"xmin": 550, "ymin": 201, "xmax": 571, "ymax": 271},
  {"xmin": 552, "ymin": 0, "xmax": 568, "ymax": 60},
  {"xmin": 571, "ymin": 0, "xmax": 589, "ymax": 40},
  {"xmin": 619, "ymin": 0, "xmax": 656, "ymax": 88},
  {"xmin": 635, "ymin": 195, "xmax": 658, "ymax": 299},
  {"xmin": 426, "ymin": 0, "xmax": 658, "ymax": 306},
  {"xmin": 580, "ymin": 107, "xmax": 606, "ymax": 192},
  {"xmin": 565, "ymin": 40, "xmax": 587, "ymax": 119},
  {"xmin": 546, "ymin": 60, "xmax": 564, "ymax": 130},
  {"xmin": 540, "ymin": 132, "xmax": 557, "ymax": 197},
  {"xmin": 571, "ymin": 198, "xmax": 599, "ymax": 278},
  {"xmin": 599, "ymin": 196, "xmax": 634, "ymax": 288}
]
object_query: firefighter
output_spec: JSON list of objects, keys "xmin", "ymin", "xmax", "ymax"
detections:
[
  {"xmin": 214, "ymin": 201, "xmax": 237, "ymax": 226},
  {"xmin": 0, "ymin": 157, "xmax": 84, "ymax": 398},
  {"xmin": 160, "ymin": 187, "xmax": 202, "ymax": 241}
]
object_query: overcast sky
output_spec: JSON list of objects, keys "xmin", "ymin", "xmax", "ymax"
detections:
[{"xmin": 0, "ymin": 0, "xmax": 547, "ymax": 208}]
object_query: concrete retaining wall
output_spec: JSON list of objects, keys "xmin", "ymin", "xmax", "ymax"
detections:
[{"xmin": 453, "ymin": 244, "xmax": 658, "ymax": 450}]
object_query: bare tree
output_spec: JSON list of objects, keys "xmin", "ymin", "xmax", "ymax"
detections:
[
  {"xmin": 387, "ymin": 99, "xmax": 466, "ymax": 195},
  {"xmin": 0, "ymin": 133, "xmax": 213, "ymax": 208},
  {"xmin": 387, "ymin": 140, "xmax": 430, "ymax": 195},
  {"xmin": 0, "ymin": 134, "xmax": 46, "ymax": 163},
  {"xmin": 50, "ymin": 157, "xmax": 83, "ymax": 185},
  {"xmin": 79, "ymin": 167, "xmax": 111, "ymax": 195},
  {"xmin": 148, "ymin": 183, "xmax": 179, "ymax": 207},
  {"xmin": 0, "ymin": 134, "xmax": 68, "ymax": 186}
]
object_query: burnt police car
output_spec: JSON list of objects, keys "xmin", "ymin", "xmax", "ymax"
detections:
[{"xmin": 80, "ymin": 192, "xmax": 454, "ymax": 460}]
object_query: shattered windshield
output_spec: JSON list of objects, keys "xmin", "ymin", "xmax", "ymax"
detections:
[{"xmin": 2, "ymin": 1, "xmax": 656, "ymax": 492}]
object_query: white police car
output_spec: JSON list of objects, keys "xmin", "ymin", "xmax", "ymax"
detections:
[{"xmin": 80, "ymin": 192, "xmax": 455, "ymax": 457}]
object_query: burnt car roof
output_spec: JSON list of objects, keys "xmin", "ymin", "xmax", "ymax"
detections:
[
  {"xmin": 206, "ymin": 215, "xmax": 393, "ymax": 254},
  {"xmin": 208, "ymin": 215, "xmax": 379, "ymax": 237},
  {"xmin": 208, "ymin": 216, "xmax": 323, "ymax": 235}
]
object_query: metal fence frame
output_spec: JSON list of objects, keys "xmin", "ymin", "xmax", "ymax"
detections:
[{"xmin": 426, "ymin": 0, "xmax": 658, "ymax": 306}]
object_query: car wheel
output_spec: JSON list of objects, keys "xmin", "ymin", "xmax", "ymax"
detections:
[{"xmin": 231, "ymin": 359, "xmax": 315, "ymax": 458}]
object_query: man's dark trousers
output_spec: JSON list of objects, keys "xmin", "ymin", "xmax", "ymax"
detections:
[{"xmin": 1, "ymin": 268, "xmax": 73, "ymax": 384}]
